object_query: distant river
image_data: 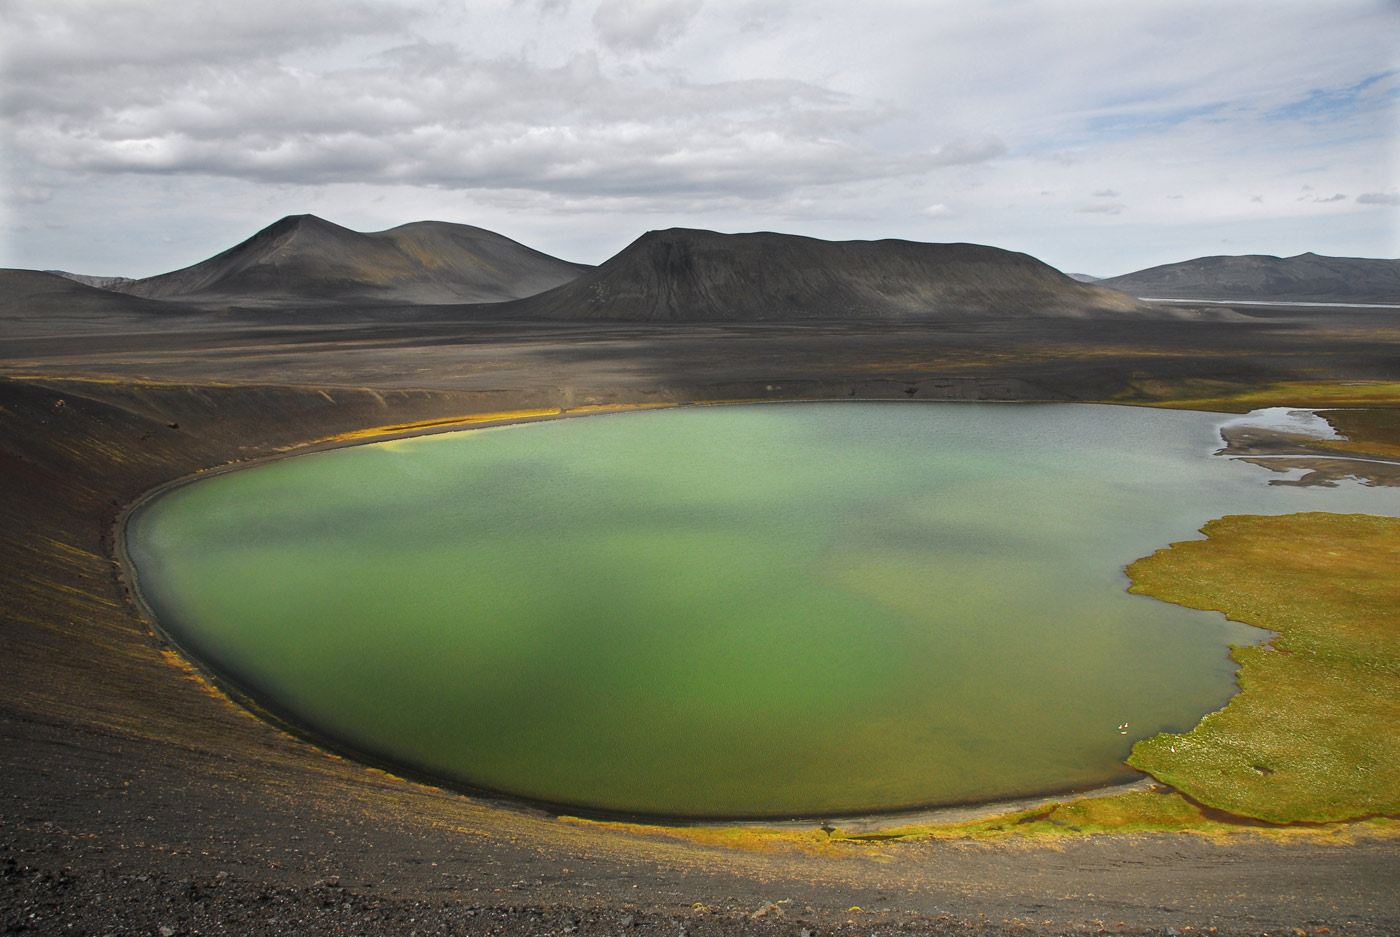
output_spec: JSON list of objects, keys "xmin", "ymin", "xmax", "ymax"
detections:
[{"xmin": 125, "ymin": 403, "xmax": 1400, "ymax": 818}]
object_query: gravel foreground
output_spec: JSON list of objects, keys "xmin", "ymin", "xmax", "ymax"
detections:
[{"xmin": 9, "ymin": 845, "xmax": 1387, "ymax": 937}]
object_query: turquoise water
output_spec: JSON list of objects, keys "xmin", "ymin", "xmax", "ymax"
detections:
[{"xmin": 125, "ymin": 403, "xmax": 1400, "ymax": 818}]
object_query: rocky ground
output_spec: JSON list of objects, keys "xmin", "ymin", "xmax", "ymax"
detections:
[{"xmin": 3, "ymin": 304, "xmax": 1399, "ymax": 936}]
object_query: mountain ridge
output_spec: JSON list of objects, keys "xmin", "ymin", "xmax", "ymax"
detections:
[
  {"xmin": 111, "ymin": 214, "xmax": 592, "ymax": 306},
  {"xmin": 1101, "ymin": 252, "xmax": 1400, "ymax": 303},
  {"xmin": 496, "ymin": 227, "xmax": 1190, "ymax": 321}
]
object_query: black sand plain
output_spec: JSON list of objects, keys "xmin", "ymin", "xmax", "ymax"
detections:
[{"xmin": 4, "ymin": 261, "xmax": 1400, "ymax": 936}]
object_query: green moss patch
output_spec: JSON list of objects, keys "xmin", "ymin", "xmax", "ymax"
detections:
[
  {"xmin": 1125, "ymin": 512, "xmax": 1400, "ymax": 823},
  {"xmin": 1313, "ymin": 408, "xmax": 1400, "ymax": 459}
]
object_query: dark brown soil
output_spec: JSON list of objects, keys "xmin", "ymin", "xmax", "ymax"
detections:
[{"xmin": 3, "ymin": 305, "xmax": 1399, "ymax": 936}]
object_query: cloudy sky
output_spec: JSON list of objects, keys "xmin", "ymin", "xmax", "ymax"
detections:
[{"xmin": 3, "ymin": 0, "xmax": 1397, "ymax": 278}]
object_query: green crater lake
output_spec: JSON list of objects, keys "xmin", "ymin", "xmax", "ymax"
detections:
[{"xmin": 125, "ymin": 402, "xmax": 1400, "ymax": 818}]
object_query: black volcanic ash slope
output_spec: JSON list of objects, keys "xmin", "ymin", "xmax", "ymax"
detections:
[
  {"xmin": 115, "ymin": 215, "xmax": 592, "ymax": 306},
  {"xmin": 500, "ymin": 228, "xmax": 1167, "ymax": 321},
  {"xmin": 1100, "ymin": 252, "xmax": 1400, "ymax": 303},
  {"xmin": 0, "ymin": 269, "xmax": 186, "ymax": 337}
]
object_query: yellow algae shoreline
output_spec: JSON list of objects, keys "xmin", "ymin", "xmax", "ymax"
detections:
[
  {"xmin": 1114, "ymin": 378, "xmax": 1400, "ymax": 412},
  {"xmin": 309, "ymin": 401, "xmax": 688, "ymax": 443}
]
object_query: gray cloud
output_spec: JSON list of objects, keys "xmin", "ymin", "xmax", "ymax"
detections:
[
  {"xmin": 3, "ymin": 4, "xmax": 978, "ymax": 209},
  {"xmin": 1358, "ymin": 192, "xmax": 1400, "ymax": 205},
  {"xmin": 592, "ymin": 0, "xmax": 704, "ymax": 52},
  {"xmin": 2, "ymin": 0, "xmax": 404, "ymax": 77},
  {"xmin": 8, "ymin": 186, "xmax": 52, "ymax": 205},
  {"xmin": 1092, "ymin": 189, "xmax": 1119, "ymax": 197},
  {"xmin": 926, "ymin": 137, "xmax": 1006, "ymax": 166},
  {"xmin": 1075, "ymin": 203, "xmax": 1125, "ymax": 215},
  {"xmin": 734, "ymin": 0, "xmax": 792, "ymax": 32},
  {"xmin": 10, "ymin": 65, "xmax": 925, "ymax": 199}
]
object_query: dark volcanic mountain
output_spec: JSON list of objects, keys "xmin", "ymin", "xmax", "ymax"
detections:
[
  {"xmin": 114, "ymin": 214, "xmax": 591, "ymax": 306},
  {"xmin": 0, "ymin": 269, "xmax": 189, "ymax": 337},
  {"xmin": 500, "ymin": 228, "xmax": 1170, "ymax": 321},
  {"xmin": 1100, "ymin": 253, "xmax": 1400, "ymax": 303}
]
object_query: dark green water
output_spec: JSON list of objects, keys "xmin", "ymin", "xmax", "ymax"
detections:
[{"xmin": 125, "ymin": 403, "xmax": 1400, "ymax": 818}]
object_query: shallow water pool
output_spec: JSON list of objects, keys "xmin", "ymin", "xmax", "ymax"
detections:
[{"xmin": 125, "ymin": 402, "xmax": 1400, "ymax": 818}]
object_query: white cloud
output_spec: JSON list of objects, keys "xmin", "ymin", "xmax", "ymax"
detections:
[{"xmin": 1074, "ymin": 203, "xmax": 1126, "ymax": 215}]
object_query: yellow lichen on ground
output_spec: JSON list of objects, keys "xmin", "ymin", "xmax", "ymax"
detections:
[
  {"xmin": 309, "ymin": 402, "xmax": 690, "ymax": 444},
  {"xmin": 311, "ymin": 408, "xmax": 564, "ymax": 442},
  {"xmin": 1125, "ymin": 512, "xmax": 1400, "ymax": 823},
  {"xmin": 1112, "ymin": 379, "xmax": 1400, "ymax": 412},
  {"xmin": 558, "ymin": 818, "xmax": 847, "ymax": 857},
  {"xmin": 564, "ymin": 402, "xmax": 675, "ymax": 414},
  {"xmin": 1311, "ymin": 408, "xmax": 1400, "ymax": 459},
  {"xmin": 563, "ymin": 787, "xmax": 1400, "ymax": 852}
]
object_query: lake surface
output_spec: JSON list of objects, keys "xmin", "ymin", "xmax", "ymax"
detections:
[{"xmin": 125, "ymin": 402, "xmax": 1400, "ymax": 818}]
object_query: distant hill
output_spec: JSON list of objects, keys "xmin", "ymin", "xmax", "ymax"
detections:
[
  {"xmin": 45, "ymin": 271, "xmax": 138, "ymax": 290},
  {"xmin": 113, "ymin": 215, "xmax": 591, "ymax": 306},
  {"xmin": 1100, "ymin": 253, "xmax": 1400, "ymax": 303},
  {"xmin": 498, "ymin": 228, "xmax": 1191, "ymax": 321},
  {"xmin": 0, "ymin": 268, "xmax": 193, "ymax": 337}
]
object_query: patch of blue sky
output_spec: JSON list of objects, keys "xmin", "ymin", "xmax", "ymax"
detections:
[
  {"xmin": 1081, "ymin": 101, "xmax": 1231, "ymax": 139},
  {"xmin": 1010, "ymin": 101, "xmax": 1236, "ymax": 154},
  {"xmin": 1019, "ymin": 72, "xmax": 1394, "ymax": 157},
  {"xmin": 1267, "ymin": 70, "xmax": 1398, "ymax": 124}
]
